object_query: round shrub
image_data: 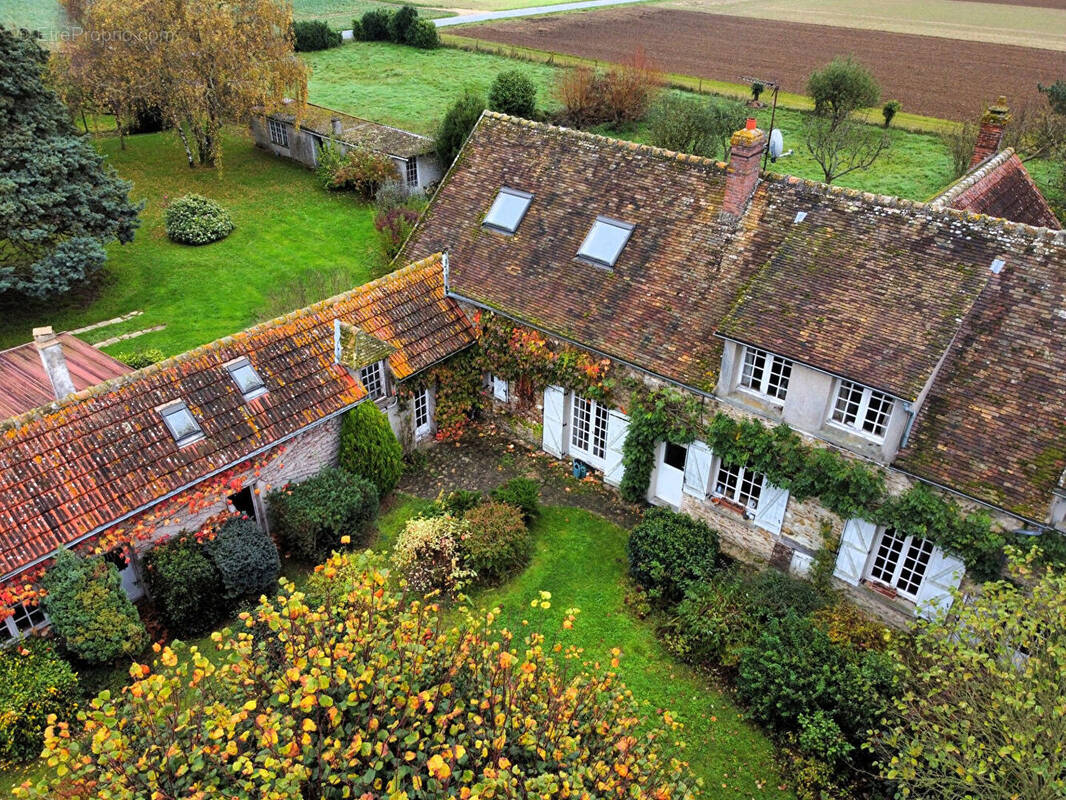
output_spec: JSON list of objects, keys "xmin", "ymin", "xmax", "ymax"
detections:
[
  {"xmin": 40, "ymin": 549, "xmax": 147, "ymax": 665},
  {"xmin": 144, "ymin": 534, "xmax": 225, "ymax": 637},
  {"xmin": 393, "ymin": 514, "xmax": 470, "ymax": 595},
  {"xmin": 736, "ymin": 612, "xmax": 896, "ymax": 747},
  {"xmin": 292, "ymin": 19, "xmax": 341, "ymax": 52},
  {"xmin": 405, "ymin": 18, "xmax": 439, "ymax": 49},
  {"xmin": 207, "ymin": 516, "xmax": 280, "ymax": 603},
  {"xmin": 24, "ymin": 551, "xmax": 699, "ymax": 798},
  {"xmin": 490, "ymin": 476, "xmax": 539, "ymax": 523},
  {"xmin": 114, "ymin": 347, "xmax": 165, "ymax": 369},
  {"xmin": 339, "ymin": 402, "xmax": 404, "ymax": 498},
  {"xmin": 627, "ymin": 507, "xmax": 718, "ymax": 603},
  {"xmin": 489, "ymin": 70, "xmax": 537, "ymax": 118},
  {"xmin": 460, "ymin": 501, "xmax": 532, "ymax": 586},
  {"xmin": 0, "ymin": 637, "xmax": 79, "ymax": 767},
  {"xmin": 267, "ymin": 468, "xmax": 379, "ymax": 562},
  {"xmin": 359, "ymin": 8, "xmax": 391, "ymax": 40},
  {"xmin": 741, "ymin": 568, "xmax": 828, "ymax": 621},
  {"xmin": 388, "ymin": 4, "xmax": 418, "ymax": 43},
  {"xmin": 164, "ymin": 194, "xmax": 234, "ymax": 245}
]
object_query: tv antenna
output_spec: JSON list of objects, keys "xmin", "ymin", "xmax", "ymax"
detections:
[{"xmin": 740, "ymin": 75, "xmax": 781, "ymax": 171}]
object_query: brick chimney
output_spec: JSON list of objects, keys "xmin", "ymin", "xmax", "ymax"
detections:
[
  {"xmin": 970, "ymin": 96, "xmax": 1011, "ymax": 169},
  {"xmin": 33, "ymin": 326, "xmax": 76, "ymax": 402},
  {"xmin": 722, "ymin": 118, "xmax": 766, "ymax": 219}
]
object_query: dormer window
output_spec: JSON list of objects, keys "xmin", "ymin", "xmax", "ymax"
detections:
[
  {"xmin": 830, "ymin": 380, "xmax": 893, "ymax": 440},
  {"xmin": 483, "ymin": 188, "xmax": 532, "ymax": 234},
  {"xmin": 577, "ymin": 216, "xmax": 633, "ymax": 268},
  {"xmin": 159, "ymin": 400, "xmax": 204, "ymax": 447},
  {"xmin": 359, "ymin": 360, "xmax": 386, "ymax": 400},
  {"xmin": 739, "ymin": 346, "xmax": 792, "ymax": 402},
  {"xmin": 226, "ymin": 357, "xmax": 267, "ymax": 401}
]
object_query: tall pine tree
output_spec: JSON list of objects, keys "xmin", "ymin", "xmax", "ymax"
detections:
[{"xmin": 0, "ymin": 27, "xmax": 139, "ymax": 299}]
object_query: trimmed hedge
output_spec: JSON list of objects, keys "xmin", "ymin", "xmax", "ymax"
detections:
[
  {"xmin": 208, "ymin": 517, "xmax": 280, "ymax": 603},
  {"xmin": 359, "ymin": 8, "xmax": 391, "ymax": 40},
  {"xmin": 461, "ymin": 501, "xmax": 532, "ymax": 586},
  {"xmin": 267, "ymin": 468, "xmax": 379, "ymax": 562},
  {"xmin": 388, "ymin": 5, "xmax": 418, "ymax": 43},
  {"xmin": 40, "ymin": 550, "xmax": 147, "ymax": 665},
  {"xmin": 144, "ymin": 535, "xmax": 225, "ymax": 637},
  {"xmin": 164, "ymin": 194, "xmax": 234, "ymax": 245},
  {"xmin": 0, "ymin": 637, "xmax": 79, "ymax": 767},
  {"xmin": 339, "ymin": 402, "xmax": 404, "ymax": 497},
  {"xmin": 406, "ymin": 18, "xmax": 439, "ymax": 49},
  {"xmin": 292, "ymin": 20, "xmax": 341, "ymax": 52},
  {"xmin": 627, "ymin": 507, "xmax": 718, "ymax": 602}
]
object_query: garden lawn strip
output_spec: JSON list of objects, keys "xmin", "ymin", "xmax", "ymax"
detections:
[
  {"xmin": 472, "ymin": 505, "xmax": 789, "ymax": 799},
  {"xmin": 0, "ymin": 128, "xmax": 380, "ymax": 354}
]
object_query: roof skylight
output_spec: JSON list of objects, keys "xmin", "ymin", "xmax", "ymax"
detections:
[
  {"xmin": 483, "ymin": 188, "xmax": 533, "ymax": 234},
  {"xmin": 227, "ymin": 357, "xmax": 267, "ymax": 400},
  {"xmin": 577, "ymin": 216, "xmax": 634, "ymax": 268},
  {"xmin": 159, "ymin": 401, "xmax": 203, "ymax": 446}
]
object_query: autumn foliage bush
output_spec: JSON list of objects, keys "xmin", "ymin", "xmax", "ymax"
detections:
[
  {"xmin": 0, "ymin": 638, "xmax": 78, "ymax": 767},
  {"xmin": 18, "ymin": 551, "xmax": 700, "ymax": 799},
  {"xmin": 392, "ymin": 514, "xmax": 471, "ymax": 594},
  {"xmin": 318, "ymin": 146, "xmax": 398, "ymax": 200},
  {"xmin": 374, "ymin": 205, "xmax": 419, "ymax": 259},
  {"xmin": 555, "ymin": 48, "xmax": 660, "ymax": 128}
]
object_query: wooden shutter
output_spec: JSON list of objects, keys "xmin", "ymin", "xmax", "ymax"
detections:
[
  {"xmin": 753, "ymin": 478, "xmax": 789, "ymax": 535},
  {"xmin": 542, "ymin": 385, "xmax": 566, "ymax": 458},
  {"xmin": 603, "ymin": 410, "xmax": 630, "ymax": 487},
  {"xmin": 833, "ymin": 518, "xmax": 877, "ymax": 586},
  {"xmin": 914, "ymin": 547, "xmax": 965, "ymax": 620},
  {"xmin": 492, "ymin": 375, "xmax": 509, "ymax": 402},
  {"xmin": 682, "ymin": 440, "xmax": 713, "ymax": 498}
]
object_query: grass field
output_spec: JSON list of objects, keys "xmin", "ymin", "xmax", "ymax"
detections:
[
  {"xmin": 658, "ymin": 0, "xmax": 1066, "ymax": 51},
  {"xmin": 0, "ymin": 130, "xmax": 380, "ymax": 354},
  {"xmin": 306, "ymin": 41, "xmax": 962, "ymax": 199}
]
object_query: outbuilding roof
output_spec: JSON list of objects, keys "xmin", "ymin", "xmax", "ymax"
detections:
[
  {"xmin": 932, "ymin": 149, "xmax": 1061, "ymax": 230},
  {"xmin": 272, "ymin": 102, "xmax": 436, "ymax": 159},
  {"xmin": 0, "ymin": 255, "xmax": 474, "ymax": 577},
  {"xmin": 0, "ymin": 334, "xmax": 131, "ymax": 419}
]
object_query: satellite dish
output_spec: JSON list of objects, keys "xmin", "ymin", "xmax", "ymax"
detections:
[{"xmin": 768, "ymin": 128, "xmax": 784, "ymax": 160}]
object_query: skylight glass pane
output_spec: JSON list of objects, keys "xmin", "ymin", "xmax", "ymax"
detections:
[
  {"xmin": 483, "ymin": 188, "xmax": 532, "ymax": 233},
  {"xmin": 228, "ymin": 359, "xmax": 265, "ymax": 397},
  {"xmin": 160, "ymin": 403, "xmax": 202, "ymax": 444},
  {"xmin": 577, "ymin": 216, "xmax": 633, "ymax": 267}
]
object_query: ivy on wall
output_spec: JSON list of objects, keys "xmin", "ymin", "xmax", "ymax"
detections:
[{"xmin": 619, "ymin": 387, "xmax": 1055, "ymax": 581}]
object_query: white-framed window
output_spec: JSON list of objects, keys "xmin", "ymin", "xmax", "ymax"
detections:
[
  {"xmin": 0, "ymin": 600, "xmax": 48, "ymax": 644},
  {"xmin": 739, "ymin": 346, "xmax": 792, "ymax": 402},
  {"xmin": 712, "ymin": 460, "xmax": 763, "ymax": 512},
  {"xmin": 866, "ymin": 528, "xmax": 934, "ymax": 601},
  {"xmin": 359, "ymin": 361, "xmax": 386, "ymax": 400},
  {"xmin": 405, "ymin": 157, "xmax": 418, "ymax": 187},
  {"xmin": 268, "ymin": 118, "xmax": 288, "ymax": 147},
  {"xmin": 830, "ymin": 380, "xmax": 893, "ymax": 440},
  {"xmin": 414, "ymin": 387, "xmax": 431, "ymax": 432},
  {"xmin": 570, "ymin": 394, "xmax": 609, "ymax": 464}
]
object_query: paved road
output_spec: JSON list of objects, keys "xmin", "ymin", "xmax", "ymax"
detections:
[{"xmin": 341, "ymin": 0, "xmax": 645, "ymax": 37}]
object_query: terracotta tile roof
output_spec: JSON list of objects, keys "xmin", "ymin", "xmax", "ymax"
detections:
[
  {"xmin": 897, "ymin": 228, "xmax": 1066, "ymax": 520},
  {"xmin": 932, "ymin": 149, "xmax": 1061, "ymax": 230},
  {"xmin": 271, "ymin": 102, "xmax": 435, "ymax": 158},
  {"xmin": 0, "ymin": 335, "xmax": 131, "ymax": 419},
  {"xmin": 717, "ymin": 177, "xmax": 996, "ymax": 399},
  {"xmin": 0, "ymin": 255, "xmax": 474, "ymax": 577},
  {"xmin": 405, "ymin": 113, "xmax": 1066, "ymax": 522},
  {"xmin": 402, "ymin": 112, "xmax": 749, "ymax": 391}
]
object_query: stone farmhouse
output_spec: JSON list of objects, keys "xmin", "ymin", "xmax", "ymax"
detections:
[
  {"xmin": 250, "ymin": 101, "xmax": 442, "ymax": 193},
  {"xmin": 1, "ymin": 103, "xmax": 1064, "ymax": 637}
]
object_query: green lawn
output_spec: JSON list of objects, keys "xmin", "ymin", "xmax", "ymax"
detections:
[
  {"xmin": 307, "ymin": 41, "xmax": 960, "ymax": 200},
  {"xmin": 0, "ymin": 129, "xmax": 380, "ymax": 354}
]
